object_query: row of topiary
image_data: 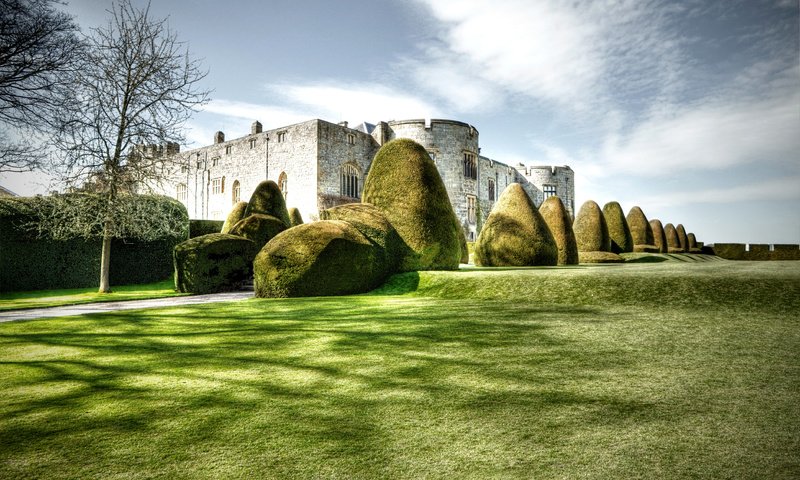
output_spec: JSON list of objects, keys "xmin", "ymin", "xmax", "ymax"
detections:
[{"xmin": 173, "ymin": 138, "xmax": 465, "ymax": 297}]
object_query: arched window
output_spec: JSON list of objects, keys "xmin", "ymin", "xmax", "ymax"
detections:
[
  {"xmin": 231, "ymin": 180, "xmax": 240, "ymax": 204},
  {"xmin": 340, "ymin": 164, "xmax": 360, "ymax": 198},
  {"xmin": 278, "ymin": 171, "xmax": 288, "ymax": 199},
  {"xmin": 176, "ymin": 183, "xmax": 187, "ymax": 202}
]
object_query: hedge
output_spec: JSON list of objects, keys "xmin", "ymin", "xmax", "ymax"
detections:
[{"xmin": 174, "ymin": 233, "xmax": 258, "ymax": 294}]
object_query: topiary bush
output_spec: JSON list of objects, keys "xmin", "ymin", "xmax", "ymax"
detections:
[
  {"xmin": 538, "ymin": 195, "xmax": 578, "ymax": 265},
  {"xmin": 288, "ymin": 207, "xmax": 304, "ymax": 227},
  {"xmin": 228, "ymin": 214, "xmax": 288, "ymax": 252},
  {"xmin": 173, "ymin": 233, "xmax": 258, "ymax": 294},
  {"xmin": 676, "ymin": 224, "xmax": 689, "ymax": 253},
  {"xmin": 626, "ymin": 206, "xmax": 659, "ymax": 253},
  {"xmin": 458, "ymin": 225, "xmax": 469, "ymax": 264},
  {"xmin": 578, "ymin": 251, "xmax": 626, "ymax": 263},
  {"xmin": 253, "ymin": 220, "xmax": 389, "ymax": 297},
  {"xmin": 664, "ymin": 223, "xmax": 683, "ymax": 253},
  {"xmin": 221, "ymin": 202, "xmax": 248, "ymax": 234},
  {"xmin": 189, "ymin": 219, "xmax": 224, "ymax": 238},
  {"xmin": 474, "ymin": 183, "xmax": 557, "ymax": 267},
  {"xmin": 362, "ymin": 138, "xmax": 461, "ymax": 271},
  {"xmin": 244, "ymin": 180, "xmax": 291, "ymax": 227},
  {"xmin": 649, "ymin": 219, "xmax": 668, "ymax": 253},
  {"xmin": 573, "ymin": 200, "xmax": 611, "ymax": 253},
  {"xmin": 603, "ymin": 201, "xmax": 634, "ymax": 254},
  {"xmin": 687, "ymin": 233, "xmax": 703, "ymax": 253}
]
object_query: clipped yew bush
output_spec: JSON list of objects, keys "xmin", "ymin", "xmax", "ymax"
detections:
[
  {"xmin": 538, "ymin": 195, "xmax": 578, "ymax": 265},
  {"xmin": 676, "ymin": 224, "xmax": 689, "ymax": 253},
  {"xmin": 320, "ymin": 203, "xmax": 407, "ymax": 273},
  {"xmin": 288, "ymin": 207, "xmax": 304, "ymax": 227},
  {"xmin": 458, "ymin": 225, "xmax": 469, "ymax": 264},
  {"xmin": 254, "ymin": 220, "xmax": 388, "ymax": 297},
  {"xmin": 362, "ymin": 138, "xmax": 461, "ymax": 271},
  {"xmin": 687, "ymin": 233, "xmax": 703, "ymax": 253},
  {"xmin": 228, "ymin": 213, "xmax": 288, "ymax": 251},
  {"xmin": 664, "ymin": 223, "xmax": 683, "ymax": 253},
  {"xmin": 603, "ymin": 201, "xmax": 633, "ymax": 254},
  {"xmin": 173, "ymin": 233, "xmax": 258, "ymax": 294},
  {"xmin": 573, "ymin": 200, "xmax": 622, "ymax": 263},
  {"xmin": 627, "ymin": 206, "xmax": 659, "ymax": 253},
  {"xmin": 221, "ymin": 201, "xmax": 248, "ymax": 234},
  {"xmin": 474, "ymin": 183, "xmax": 557, "ymax": 267},
  {"xmin": 244, "ymin": 180, "xmax": 291, "ymax": 227},
  {"xmin": 650, "ymin": 219, "xmax": 668, "ymax": 253}
]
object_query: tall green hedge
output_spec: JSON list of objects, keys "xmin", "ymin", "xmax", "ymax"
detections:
[{"xmin": 0, "ymin": 195, "xmax": 188, "ymax": 292}]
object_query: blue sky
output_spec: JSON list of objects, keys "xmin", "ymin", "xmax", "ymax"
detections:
[{"xmin": 4, "ymin": 0, "xmax": 799, "ymax": 244}]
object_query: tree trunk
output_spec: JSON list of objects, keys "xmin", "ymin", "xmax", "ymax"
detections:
[{"xmin": 98, "ymin": 222, "xmax": 112, "ymax": 293}]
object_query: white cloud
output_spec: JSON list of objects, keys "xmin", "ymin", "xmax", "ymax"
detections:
[
  {"xmin": 633, "ymin": 176, "xmax": 800, "ymax": 208},
  {"xmin": 202, "ymin": 99, "xmax": 311, "ymax": 128}
]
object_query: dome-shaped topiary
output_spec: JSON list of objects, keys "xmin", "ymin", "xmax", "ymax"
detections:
[
  {"xmin": 362, "ymin": 138, "xmax": 461, "ymax": 271},
  {"xmin": 627, "ymin": 206, "xmax": 659, "ymax": 253},
  {"xmin": 676, "ymin": 224, "xmax": 689, "ymax": 253},
  {"xmin": 253, "ymin": 220, "xmax": 390, "ymax": 297},
  {"xmin": 244, "ymin": 180, "xmax": 291, "ymax": 227},
  {"xmin": 573, "ymin": 200, "xmax": 611, "ymax": 253},
  {"xmin": 474, "ymin": 183, "xmax": 557, "ymax": 267},
  {"xmin": 649, "ymin": 219, "xmax": 667, "ymax": 253},
  {"xmin": 221, "ymin": 201, "xmax": 248, "ymax": 234},
  {"xmin": 173, "ymin": 233, "xmax": 258, "ymax": 294},
  {"xmin": 288, "ymin": 207, "xmax": 304, "ymax": 227},
  {"xmin": 664, "ymin": 223, "xmax": 683, "ymax": 253},
  {"xmin": 228, "ymin": 213, "xmax": 288, "ymax": 251},
  {"xmin": 687, "ymin": 233, "xmax": 702, "ymax": 253},
  {"xmin": 538, "ymin": 195, "xmax": 579, "ymax": 265},
  {"xmin": 603, "ymin": 201, "xmax": 634, "ymax": 254}
]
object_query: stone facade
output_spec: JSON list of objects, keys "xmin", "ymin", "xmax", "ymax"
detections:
[{"xmin": 161, "ymin": 118, "xmax": 575, "ymax": 240}]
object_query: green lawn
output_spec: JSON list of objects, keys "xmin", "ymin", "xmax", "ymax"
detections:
[
  {"xmin": 0, "ymin": 261, "xmax": 798, "ymax": 479},
  {"xmin": 0, "ymin": 279, "xmax": 186, "ymax": 311}
]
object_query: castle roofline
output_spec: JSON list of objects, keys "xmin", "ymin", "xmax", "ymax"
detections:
[{"xmin": 387, "ymin": 118, "xmax": 477, "ymax": 133}]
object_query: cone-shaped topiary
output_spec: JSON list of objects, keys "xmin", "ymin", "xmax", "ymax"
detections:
[
  {"xmin": 664, "ymin": 223, "xmax": 683, "ymax": 253},
  {"xmin": 474, "ymin": 183, "xmax": 558, "ymax": 267},
  {"xmin": 603, "ymin": 201, "xmax": 634, "ymax": 254},
  {"xmin": 538, "ymin": 195, "xmax": 579, "ymax": 265},
  {"xmin": 221, "ymin": 201, "xmax": 248, "ymax": 234},
  {"xmin": 362, "ymin": 138, "xmax": 461, "ymax": 271},
  {"xmin": 253, "ymin": 220, "xmax": 389, "ymax": 297},
  {"xmin": 627, "ymin": 206, "xmax": 659, "ymax": 253},
  {"xmin": 244, "ymin": 180, "xmax": 291, "ymax": 227},
  {"xmin": 676, "ymin": 224, "xmax": 689, "ymax": 253},
  {"xmin": 650, "ymin": 219, "xmax": 668, "ymax": 253},
  {"xmin": 288, "ymin": 207, "xmax": 304, "ymax": 227},
  {"xmin": 573, "ymin": 200, "xmax": 611, "ymax": 253},
  {"xmin": 228, "ymin": 214, "xmax": 288, "ymax": 251},
  {"xmin": 173, "ymin": 233, "xmax": 258, "ymax": 294},
  {"xmin": 320, "ymin": 203, "xmax": 407, "ymax": 273},
  {"xmin": 687, "ymin": 233, "xmax": 703, "ymax": 253}
]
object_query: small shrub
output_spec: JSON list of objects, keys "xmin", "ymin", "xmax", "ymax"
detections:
[
  {"xmin": 362, "ymin": 138, "xmax": 460, "ymax": 271},
  {"xmin": 244, "ymin": 180, "xmax": 291, "ymax": 227},
  {"xmin": 664, "ymin": 223, "xmax": 683, "ymax": 253},
  {"xmin": 221, "ymin": 202, "xmax": 248, "ymax": 234},
  {"xmin": 649, "ymin": 219, "xmax": 668, "ymax": 253},
  {"xmin": 676, "ymin": 224, "xmax": 689, "ymax": 253},
  {"xmin": 538, "ymin": 196, "xmax": 579, "ymax": 265},
  {"xmin": 603, "ymin": 201, "xmax": 634, "ymax": 254},
  {"xmin": 687, "ymin": 233, "xmax": 703, "ymax": 253},
  {"xmin": 228, "ymin": 214, "xmax": 288, "ymax": 251},
  {"xmin": 288, "ymin": 207, "xmax": 304, "ymax": 227},
  {"xmin": 573, "ymin": 200, "xmax": 611, "ymax": 253},
  {"xmin": 173, "ymin": 233, "xmax": 258, "ymax": 294}
]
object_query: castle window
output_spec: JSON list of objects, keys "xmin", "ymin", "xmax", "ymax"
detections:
[
  {"xmin": 225, "ymin": 145, "xmax": 232, "ymax": 155},
  {"xmin": 467, "ymin": 195, "xmax": 477, "ymax": 224},
  {"xmin": 176, "ymin": 183, "xmax": 187, "ymax": 202},
  {"xmin": 180, "ymin": 165, "xmax": 188, "ymax": 173},
  {"xmin": 278, "ymin": 171, "xmax": 288, "ymax": 199},
  {"xmin": 340, "ymin": 164, "xmax": 359, "ymax": 198},
  {"xmin": 277, "ymin": 131, "xmax": 287, "ymax": 143},
  {"xmin": 249, "ymin": 138, "xmax": 257, "ymax": 149},
  {"xmin": 212, "ymin": 177, "xmax": 223, "ymax": 195},
  {"xmin": 212, "ymin": 157, "xmax": 219, "ymax": 167},
  {"xmin": 463, "ymin": 153, "xmax": 477, "ymax": 180},
  {"xmin": 488, "ymin": 179, "xmax": 496, "ymax": 202},
  {"xmin": 232, "ymin": 180, "xmax": 240, "ymax": 204},
  {"xmin": 347, "ymin": 133, "xmax": 355, "ymax": 145},
  {"xmin": 543, "ymin": 185, "xmax": 557, "ymax": 200}
]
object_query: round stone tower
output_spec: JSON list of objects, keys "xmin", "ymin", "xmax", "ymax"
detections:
[{"xmin": 523, "ymin": 165, "xmax": 576, "ymax": 218}]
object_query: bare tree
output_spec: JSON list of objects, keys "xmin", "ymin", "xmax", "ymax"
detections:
[
  {"xmin": 0, "ymin": 0, "xmax": 83, "ymax": 172},
  {"xmin": 52, "ymin": 0, "xmax": 209, "ymax": 293}
]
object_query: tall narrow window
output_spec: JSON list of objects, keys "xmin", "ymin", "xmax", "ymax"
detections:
[
  {"xmin": 467, "ymin": 195, "xmax": 477, "ymax": 224},
  {"xmin": 232, "ymin": 180, "xmax": 240, "ymax": 204},
  {"xmin": 463, "ymin": 153, "xmax": 477, "ymax": 180},
  {"xmin": 249, "ymin": 138, "xmax": 257, "ymax": 149},
  {"xmin": 278, "ymin": 171, "xmax": 288, "ymax": 199},
  {"xmin": 543, "ymin": 185, "xmax": 557, "ymax": 199},
  {"xmin": 277, "ymin": 131, "xmax": 286, "ymax": 143},
  {"xmin": 225, "ymin": 145, "xmax": 232, "ymax": 155},
  {"xmin": 347, "ymin": 133, "xmax": 355, "ymax": 145},
  {"xmin": 211, "ymin": 178, "xmax": 222, "ymax": 195},
  {"xmin": 340, "ymin": 164, "xmax": 359, "ymax": 198},
  {"xmin": 176, "ymin": 183, "xmax": 187, "ymax": 202},
  {"xmin": 488, "ymin": 179, "xmax": 496, "ymax": 202}
]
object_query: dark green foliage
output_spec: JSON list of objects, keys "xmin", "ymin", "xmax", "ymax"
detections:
[
  {"xmin": 0, "ymin": 196, "xmax": 187, "ymax": 292},
  {"xmin": 458, "ymin": 226, "xmax": 469, "ymax": 264},
  {"xmin": 573, "ymin": 200, "xmax": 611, "ymax": 253},
  {"xmin": 474, "ymin": 183, "xmax": 558, "ymax": 267},
  {"xmin": 362, "ymin": 138, "xmax": 461, "ymax": 271},
  {"xmin": 221, "ymin": 202, "xmax": 248, "ymax": 234},
  {"xmin": 711, "ymin": 243, "xmax": 745, "ymax": 260},
  {"xmin": 578, "ymin": 251, "xmax": 624, "ymax": 263},
  {"xmin": 664, "ymin": 223, "xmax": 683, "ymax": 253},
  {"xmin": 320, "ymin": 203, "xmax": 407, "ymax": 273},
  {"xmin": 771, "ymin": 245, "xmax": 800, "ymax": 260},
  {"xmin": 244, "ymin": 180, "xmax": 291, "ymax": 227},
  {"xmin": 650, "ymin": 219, "xmax": 668, "ymax": 253},
  {"xmin": 627, "ymin": 206, "xmax": 658, "ymax": 253},
  {"xmin": 603, "ymin": 201, "xmax": 634, "ymax": 254},
  {"xmin": 288, "ymin": 207, "xmax": 304, "ymax": 227},
  {"xmin": 538, "ymin": 196, "xmax": 578, "ymax": 265},
  {"xmin": 189, "ymin": 220, "xmax": 224, "ymax": 238},
  {"xmin": 173, "ymin": 233, "xmax": 258, "ymax": 294},
  {"xmin": 228, "ymin": 214, "xmax": 288, "ymax": 252},
  {"xmin": 687, "ymin": 233, "xmax": 704, "ymax": 254},
  {"xmin": 676, "ymin": 224, "xmax": 689, "ymax": 253},
  {"xmin": 253, "ymin": 220, "xmax": 389, "ymax": 297}
]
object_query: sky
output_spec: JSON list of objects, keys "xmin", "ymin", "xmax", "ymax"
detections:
[{"xmin": 2, "ymin": 0, "xmax": 799, "ymax": 244}]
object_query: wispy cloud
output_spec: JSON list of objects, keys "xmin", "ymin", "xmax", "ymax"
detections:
[{"xmin": 634, "ymin": 175, "xmax": 800, "ymax": 208}]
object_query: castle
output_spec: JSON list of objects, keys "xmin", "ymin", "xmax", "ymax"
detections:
[{"xmin": 164, "ymin": 118, "xmax": 575, "ymax": 241}]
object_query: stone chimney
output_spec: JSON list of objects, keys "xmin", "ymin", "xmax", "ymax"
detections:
[
  {"xmin": 251, "ymin": 121, "xmax": 262, "ymax": 134},
  {"xmin": 338, "ymin": 121, "xmax": 348, "ymax": 128},
  {"xmin": 214, "ymin": 131, "xmax": 225, "ymax": 144}
]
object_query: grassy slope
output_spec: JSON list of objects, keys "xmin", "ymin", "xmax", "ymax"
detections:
[
  {"xmin": 0, "ymin": 280, "xmax": 186, "ymax": 311},
  {"xmin": 0, "ymin": 262, "xmax": 798, "ymax": 479}
]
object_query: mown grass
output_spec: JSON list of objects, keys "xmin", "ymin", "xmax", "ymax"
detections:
[
  {"xmin": 0, "ymin": 261, "xmax": 798, "ymax": 479},
  {"xmin": 0, "ymin": 279, "xmax": 186, "ymax": 312}
]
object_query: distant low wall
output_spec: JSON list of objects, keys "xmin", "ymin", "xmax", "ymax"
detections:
[{"xmin": 710, "ymin": 243, "xmax": 800, "ymax": 261}]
